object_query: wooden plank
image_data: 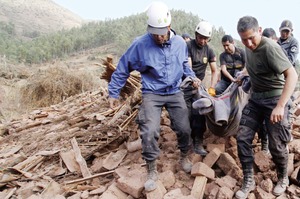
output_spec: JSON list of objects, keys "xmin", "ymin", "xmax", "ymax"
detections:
[
  {"xmin": 102, "ymin": 149, "xmax": 127, "ymax": 170},
  {"xmin": 4, "ymin": 187, "xmax": 17, "ymax": 199},
  {"xmin": 23, "ymin": 156, "xmax": 44, "ymax": 172},
  {"xmin": 59, "ymin": 150, "xmax": 80, "ymax": 173},
  {"xmin": 6, "ymin": 167, "xmax": 33, "ymax": 178},
  {"xmin": 65, "ymin": 170, "xmax": 115, "ymax": 185},
  {"xmin": 71, "ymin": 137, "xmax": 91, "ymax": 177},
  {"xmin": 70, "ymin": 121, "xmax": 90, "ymax": 128},
  {"xmin": 13, "ymin": 155, "xmax": 44, "ymax": 171},
  {"xmin": 35, "ymin": 150, "xmax": 60, "ymax": 156},
  {"xmin": 65, "ymin": 163, "xmax": 145, "ymax": 185},
  {"xmin": 15, "ymin": 121, "xmax": 42, "ymax": 132},
  {"xmin": 0, "ymin": 145, "xmax": 23, "ymax": 158},
  {"xmin": 67, "ymin": 116, "xmax": 85, "ymax": 125}
]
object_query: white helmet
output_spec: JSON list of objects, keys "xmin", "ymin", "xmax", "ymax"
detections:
[
  {"xmin": 195, "ymin": 21, "xmax": 213, "ymax": 37},
  {"xmin": 146, "ymin": 1, "xmax": 171, "ymax": 35}
]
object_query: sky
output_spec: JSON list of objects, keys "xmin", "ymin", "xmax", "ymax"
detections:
[{"xmin": 53, "ymin": 0, "xmax": 300, "ymax": 41}]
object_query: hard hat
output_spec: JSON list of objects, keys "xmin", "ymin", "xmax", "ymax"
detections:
[
  {"xmin": 146, "ymin": 1, "xmax": 171, "ymax": 35},
  {"xmin": 195, "ymin": 21, "xmax": 213, "ymax": 37},
  {"xmin": 279, "ymin": 20, "xmax": 293, "ymax": 32}
]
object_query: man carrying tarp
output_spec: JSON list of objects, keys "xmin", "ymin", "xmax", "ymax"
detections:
[{"xmin": 234, "ymin": 16, "xmax": 297, "ymax": 199}]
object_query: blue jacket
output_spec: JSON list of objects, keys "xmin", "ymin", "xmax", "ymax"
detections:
[{"xmin": 108, "ymin": 31, "xmax": 196, "ymax": 98}]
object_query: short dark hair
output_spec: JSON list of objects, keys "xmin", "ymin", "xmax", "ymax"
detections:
[
  {"xmin": 237, "ymin": 16, "xmax": 259, "ymax": 33},
  {"xmin": 221, "ymin": 35, "xmax": 233, "ymax": 43},
  {"xmin": 182, "ymin": 33, "xmax": 191, "ymax": 39},
  {"xmin": 262, "ymin": 28, "xmax": 277, "ymax": 39}
]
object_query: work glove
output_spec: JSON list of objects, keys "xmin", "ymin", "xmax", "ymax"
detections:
[{"xmin": 208, "ymin": 87, "xmax": 216, "ymax": 97}]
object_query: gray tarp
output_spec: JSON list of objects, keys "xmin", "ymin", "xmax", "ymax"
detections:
[{"xmin": 192, "ymin": 82, "xmax": 249, "ymax": 137}]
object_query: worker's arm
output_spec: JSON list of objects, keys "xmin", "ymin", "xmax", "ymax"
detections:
[
  {"xmin": 220, "ymin": 64, "xmax": 235, "ymax": 82},
  {"xmin": 271, "ymin": 66, "xmax": 298, "ymax": 123}
]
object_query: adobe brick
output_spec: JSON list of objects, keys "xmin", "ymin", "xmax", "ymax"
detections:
[
  {"xmin": 203, "ymin": 148, "xmax": 222, "ymax": 168},
  {"xmin": 191, "ymin": 162, "xmax": 215, "ymax": 180}
]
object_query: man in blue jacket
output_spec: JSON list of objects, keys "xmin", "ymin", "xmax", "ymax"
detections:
[{"xmin": 108, "ymin": 1, "xmax": 199, "ymax": 192}]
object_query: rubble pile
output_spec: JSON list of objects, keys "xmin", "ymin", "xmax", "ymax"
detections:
[{"xmin": 0, "ymin": 57, "xmax": 300, "ymax": 198}]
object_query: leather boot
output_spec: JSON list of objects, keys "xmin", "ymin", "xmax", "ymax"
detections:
[
  {"xmin": 235, "ymin": 169, "xmax": 256, "ymax": 199},
  {"xmin": 273, "ymin": 167, "xmax": 289, "ymax": 196},
  {"xmin": 180, "ymin": 152, "xmax": 192, "ymax": 173},
  {"xmin": 193, "ymin": 138, "xmax": 208, "ymax": 156},
  {"xmin": 144, "ymin": 160, "xmax": 158, "ymax": 192}
]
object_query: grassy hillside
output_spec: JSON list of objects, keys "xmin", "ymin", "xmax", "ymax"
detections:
[
  {"xmin": 0, "ymin": 0, "xmax": 84, "ymax": 36},
  {"xmin": 0, "ymin": 9, "xmax": 228, "ymax": 64}
]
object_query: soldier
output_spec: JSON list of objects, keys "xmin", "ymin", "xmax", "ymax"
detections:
[
  {"xmin": 278, "ymin": 20, "xmax": 299, "ymax": 67},
  {"xmin": 235, "ymin": 16, "xmax": 297, "ymax": 199}
]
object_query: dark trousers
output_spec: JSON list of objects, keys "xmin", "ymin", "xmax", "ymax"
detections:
[
  {"xmin": 215, "ymin": 80, "xmax": 231, "ymax": 95},
  {"xmin": 184, "ymin": 93, "xmax": 206, "ymax": 142},
  {"xmin": 136, "ymin": 92, "xmax": 191, "ymax": 161},
  {"xmin": 237, "ymin": 96, "xmax": 291, "ymax": 171},
  {"xmin": 257, "ymin": 120, "xmax": 268, "ymax": 144}
]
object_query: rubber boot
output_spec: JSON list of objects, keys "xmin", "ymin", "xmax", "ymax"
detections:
[
  {"xmin": 144, "ymin": 160, "xmax": 158, "ymax": 192},
  {"xmin": 193, "ymin": 138, "xmax": 208, "ymax": 156},
  {"xmin": 235, "ymin": 169, "xmax": 256, "ymax": 199},
  {"xmin": 180, "ymin": 152, "xmax": 192, "ymax": 173},
  {"xmin": 273, "ymin": 167, "xmax": 289, "ymax": 196}
]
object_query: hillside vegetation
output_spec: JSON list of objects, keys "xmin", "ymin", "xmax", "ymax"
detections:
[
  {"xmin": 0, "ymin": 0, "xmax": 83, "ymax": 36},
  {"xmin": 0, "ymin": 9, "xmax": 228, "ymax": 64}
]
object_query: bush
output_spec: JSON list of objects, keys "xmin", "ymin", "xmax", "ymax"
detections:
[{"xmin": 20, "ymin": 66, "xmax": 101, "ymax": 108}]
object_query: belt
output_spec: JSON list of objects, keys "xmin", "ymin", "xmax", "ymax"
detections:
[
  {"xmin": 226, "ymin": 64, "xmax": 243, "ymax": 69},
  {"xmin": 252, "ymin": 89, "xmax": 283, "ymax": 99}
]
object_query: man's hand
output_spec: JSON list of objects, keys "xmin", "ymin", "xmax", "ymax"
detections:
[
  {"xmin": 108, "ymin": 97, "xmax": 119, "ymax": 109},
  {"xmin": 208, "ymin": 87, "xmax": 216, "ymax": 97},
  {"xmin": 235, "ymin": 71, "xmax": 247, "ymax": 85},
  {"xmin": 270, "ymin": 105, "xmax": 284, "ymax": 124},
  {"xmin": 192, "ymin": 77, "xmax": 202, "ymax": 88}
]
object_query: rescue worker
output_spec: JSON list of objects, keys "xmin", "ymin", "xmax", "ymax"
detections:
[
  {"xmin": 278, "ymin": 20, "xmax": 299, "ymax": 67},
  {"xmin": 108, "ymin": 1, "xmax": 199, "ymax": 192},
  {"xmin": 183, "ymin": 21, "xmax": 218, "ymax": 156},
  {"xmin": 235, "ymin": 16, "xmax": 297, "ymax": 199},
  {"xmin": 215, "ymin": 34, "xmax": 245, "ymax": 95}
]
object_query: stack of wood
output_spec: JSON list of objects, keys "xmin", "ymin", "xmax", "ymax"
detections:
[
  {"xmin": 100, "ymin": 56, "xmax": 142, "ymax": 131},
  {"xmin": 0, "ymin": 56, "xmax": 144, "ymax": 198}
]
